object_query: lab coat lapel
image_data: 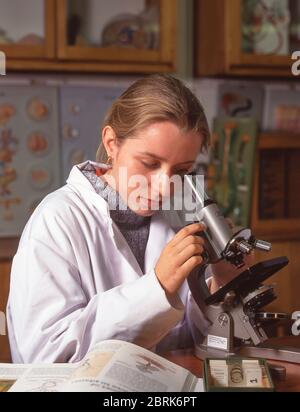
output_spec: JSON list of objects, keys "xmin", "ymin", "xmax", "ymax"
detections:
[{"xmin": 109, "ymin": 218, "xmax": 143, "ymax": 277}]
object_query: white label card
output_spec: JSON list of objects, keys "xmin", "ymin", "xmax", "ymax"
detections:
[{"xmin": 207, "ymin": 334, "xmax": 228, "ymax": 350}]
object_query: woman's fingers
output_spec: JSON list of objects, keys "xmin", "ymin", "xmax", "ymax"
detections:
[
  {"xmin": 173, "ymin": 234, "xmax": 204, "ymax": 253},
  {"xmin": 155, "ymin": 223, "xmax": 206, "ymax": 295},
  {"xmin": 178, "ymin": 255, "xmax": 203, "ymax": 278},
  {"xmin": 171, "ymin": 223, "xmax": 205, "ymax": 246},
  {"xmin": 177, "ymin": 242, "xmax": 204, "ymax": 265}
]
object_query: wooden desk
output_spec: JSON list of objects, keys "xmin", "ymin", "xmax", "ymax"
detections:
[{"xmin": 163, "ymin": 337, "xmax": 300, "ymax": 392}]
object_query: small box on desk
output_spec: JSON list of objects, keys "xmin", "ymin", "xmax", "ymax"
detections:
[{"xmin": 204, "ymin": 357, "xmax": 275, "ymax": 392}]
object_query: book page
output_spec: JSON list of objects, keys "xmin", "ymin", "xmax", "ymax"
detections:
[
  {"xmin": 0, "ymin": 364, "xmax": 29, "ymax": 392},
  {"xmin": 0, "ymin": 363, "xmax": 29, "ymax": 380},
  {"xmin": 61, "ymin": 340, "xmax": 201, "ymax": 392},
  {"xmin": 8, "ymin": 364, "xmax": 77, "ymax": 392}
]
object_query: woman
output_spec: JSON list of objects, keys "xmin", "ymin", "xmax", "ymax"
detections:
[{"xmin": 7, "ymin": 74, "xmax": 240, "ymax": 363}]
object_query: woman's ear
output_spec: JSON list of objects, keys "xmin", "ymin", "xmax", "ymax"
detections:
[{"xmin": 101, "ymin": 126, "xmax": 119, "ymax": 159}]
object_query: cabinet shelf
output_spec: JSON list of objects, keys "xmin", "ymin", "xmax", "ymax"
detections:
[{"xmin": 2, "ymin": 0, "xmax": 176, "ymax": 74}]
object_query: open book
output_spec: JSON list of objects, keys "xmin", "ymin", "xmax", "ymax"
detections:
[{"xmin": 0, "ymin": 340, "xmax": 203, "ymax": 392}]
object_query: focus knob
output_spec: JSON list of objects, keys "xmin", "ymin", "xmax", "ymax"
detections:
[{"xmin": 253, "ymin": 239, "xmax": 272, "ymax": 252}]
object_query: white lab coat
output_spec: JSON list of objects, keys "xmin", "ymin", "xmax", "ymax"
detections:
[{"xmin": 7, "ymin": 161, "xmax": 209, "ymax": 363}]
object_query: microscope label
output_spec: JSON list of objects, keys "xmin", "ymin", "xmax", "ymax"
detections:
[{"xmin": 207, "ymin": 334, "xmax": 228, "ymax": 350}]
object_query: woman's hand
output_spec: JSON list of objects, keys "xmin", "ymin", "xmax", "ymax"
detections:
[{"xmin": 155, "ymin": 223, "xmax": 205, "ymax": 296}]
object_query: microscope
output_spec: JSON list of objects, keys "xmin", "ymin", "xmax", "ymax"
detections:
[{"xmin": 182, "ymin": 175, "xmax": 300, "ymax": 364}]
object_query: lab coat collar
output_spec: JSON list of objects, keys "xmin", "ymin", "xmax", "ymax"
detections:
[{"xmin": 66, "ymin": 160, "xmax": 111, "ymax": 217}]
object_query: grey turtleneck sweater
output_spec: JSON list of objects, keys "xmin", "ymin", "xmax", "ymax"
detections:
[{"xmin": 81, "ymin": 162, "xmax": 151, "ymax": 273}]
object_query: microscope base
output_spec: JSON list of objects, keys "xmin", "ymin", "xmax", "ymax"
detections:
[
  {"xmin": 194, "ymin": 341, "xmax": 300, "ymax": 364},
  {"xmin": 194, "ymin": 344, "xmax": 236, "ymax": 360},
  {"xmin": 238, "ymin": 344, "xmax": 300, "ymax": 364}
]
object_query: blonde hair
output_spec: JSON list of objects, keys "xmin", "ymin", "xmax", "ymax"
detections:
[{"xmin": 96, "ymin": 74, "xmax": 210, "ymax": 163}]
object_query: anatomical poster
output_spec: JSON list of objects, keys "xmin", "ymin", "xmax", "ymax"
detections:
[
  {"xmin": 60, "ymin": 84, "xmax": 128, "ymax": 182},
  {"xmin": 207, "ymin": 117, "xmax": 258, "ymax": 228},
  {"xmin": 218, "ymin": 83, "xmax": 264, "ymax": 126},
  {"xmin": 0, "ymin": 86, "xmax": 60, "ymax": 237}
]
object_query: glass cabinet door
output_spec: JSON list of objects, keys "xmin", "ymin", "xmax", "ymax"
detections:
[
  {"xmin": 57, "ymin": 0, "xmax": 175, "ymax": 68},
  {"xmin": 0, "ymin": 0, "xmax": 55, "ymax": 59},
  {"xmin": 195, "ymin": 0, "xmax": 297, "ymax": 77},
  {"xmin": 241, "ymin": 0, "xmax": 300, "ymax": 56},
  {"xmin": 67, "ymin": 0, "xmax": 160, "ymax": 50}
]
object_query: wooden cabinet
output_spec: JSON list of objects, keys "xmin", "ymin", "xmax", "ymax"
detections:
[
  {"xmin": 195, "ymin": 0, "xmax": 298, "ymax": 77},
  {"xmin": 3, "ymin": 0, "xmax": 177, "ymax": 73},
  {"xmin": 0, "ymin": 260, "xmax": 11, "ymax": 363},
  {"xmin": 250, "ymin": 132, "xmax": 300, "ymax": 315},
  {"xmin": 56, "ymin": 0, "xmax": 176, "ymax": 72},
  {"xmin": 251, "ymin": 133, "xmax": 300, "ymax": 241},
  {"xmin": 0, "ymin": 0, "xmax": 56, "ymax": 60}
]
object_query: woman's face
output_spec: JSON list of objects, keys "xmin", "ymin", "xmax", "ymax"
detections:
[{"xmin": 102, "ymin": 121, "xmax": 203, "ymax": 216}]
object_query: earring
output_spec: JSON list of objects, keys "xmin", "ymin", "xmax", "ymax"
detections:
[{"xmin": 106, "ymin": 156, "xmax": 113, "ymax": 166}]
